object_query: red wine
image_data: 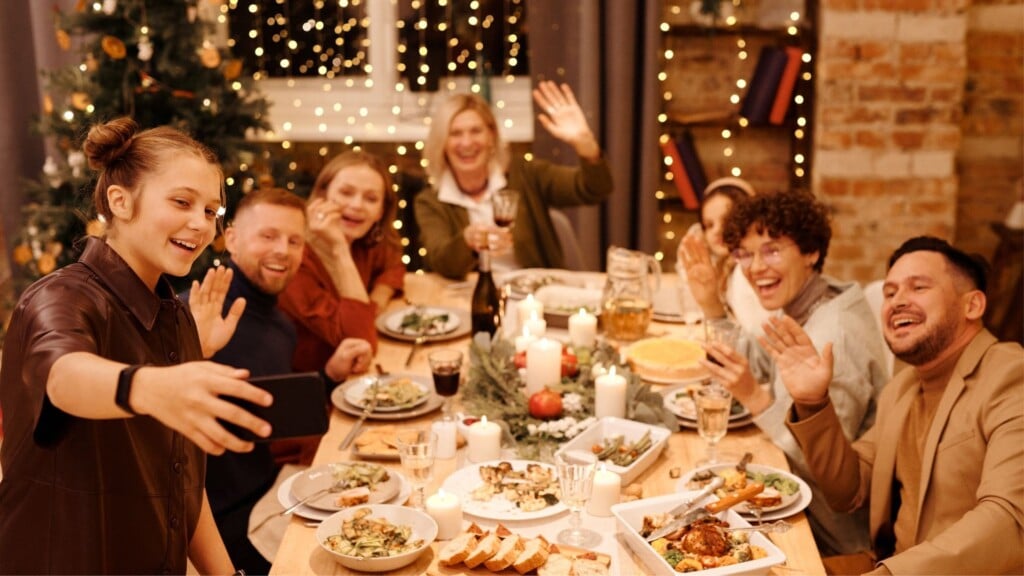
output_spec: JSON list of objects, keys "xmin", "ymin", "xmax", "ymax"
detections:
[
  {"xmin": 494, "ymin": 216, "xmax": 514, "ymax": 228},
  {"xmin": 432, "ymin": 367, "xmax": 461, "ymax": 397},
  {"xmin": 471, "ymin": 252, "xmax": 500, "ymax": 337}
]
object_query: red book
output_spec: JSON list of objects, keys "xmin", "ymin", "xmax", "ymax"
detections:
[
  {"xmin": 660, "ymin": 137, "xmax": 699, "ymax": 210},
  {"xmin": 769, "ymin": 47, "xmax": 804, "ymax": 125}
]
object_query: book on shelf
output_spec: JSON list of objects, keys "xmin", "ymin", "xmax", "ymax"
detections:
[
  {"xmin": 660, "ymin": 130, "xmax": 707, "ymax": 210},
  {"xmin": 740, "ymin": 45, "xmax": 790, "ymax": 126},
  {"xmin": 769, "ymin": 46, "xmax": 804, "ymax": 125}
]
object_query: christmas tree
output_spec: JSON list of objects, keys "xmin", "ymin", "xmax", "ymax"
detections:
[{"xmin": 11, "ymin": 0, "xmax": 271, "ymax": 293}]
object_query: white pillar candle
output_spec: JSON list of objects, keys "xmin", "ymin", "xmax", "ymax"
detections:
[
  {"xmin": 467, "ymin": 416, "xmax": 502, "ymax": 463},
  {"xmin": 514, "ymin": 326, "xmax": 537, "ymax": 353},
  {"xmin": 587, "ymin": 465, "xmax": 621, "ymax": 517},
  {"xmin": 431, "ymin": 418, "xmax": 457, "ymax": 459},
  {"xmin": 525, "ymin": 338, "xmax": 562, "ymax": 397},
  {"xmin": 567, "ymin": 308, "xmax": 598, "ymax": 349},
  {"xmin": 517, "ymin": 294, "xmax": 544, "ymax": 332},
  {"xmin": 524, "ymin": 311, "xmax": 547, "ymax": 338},
  {"xmin": 594, "ymin": 366, "xmax": 627, "ymax": 419},
  {"xmin": 425, "ymin": 489, "xmax": 463, "ymax": 540}
]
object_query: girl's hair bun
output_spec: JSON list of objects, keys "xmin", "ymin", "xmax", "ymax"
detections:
[{"xmin": 83, "ymin": 117, "xmax": 139, "ymax": 170}]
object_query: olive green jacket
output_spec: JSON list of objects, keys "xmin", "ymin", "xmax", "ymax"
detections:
[{"xmin": 414, "ymin": 156, "xmax": 613, "ymax": 279}]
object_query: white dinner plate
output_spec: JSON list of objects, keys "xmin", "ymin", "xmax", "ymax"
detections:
[
  {"xmin": 376, "ymin": 307, "xmax": 472, "ymax": 343},
  {"xmin": 383, "ymin": 306, "xmax": 460, "ymax": 335},
  {"xmin": 276, "ymin": 469, "xmax": 412, "ymax": 521},
  {"xmin": 342, "ymin": 374, "xmax": 432, "ymax": 413},
  {"xmin": 662, "ymin": 385, "xmax": 751, "ymax": 421},
  {"xmin": 290, "ymin": 462, "xmax": 402, "ymax": 511},
  {"xmin": 678, "ymin": 463, "xmax": 812, "ymax": 521},
  {"xmin": 440, "ymin": 459, "xmax": 566, "ymax": 522}
]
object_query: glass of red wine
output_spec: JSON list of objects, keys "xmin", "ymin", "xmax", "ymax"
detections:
[
  {"xmin": 492, "ymin": 188, "xmax": 519, "ymax": 230},
  {"xmin": 428, "ymin": 349, "xmax": 463, "ymax": 421}
]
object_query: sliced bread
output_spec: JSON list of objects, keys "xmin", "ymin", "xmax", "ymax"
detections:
[
  {"xmin": 437, "ymin": 532, "xmax": 477, "ymax": 567},
  {"xmin": 570, "ymin": 557, "xmax": 611, "ymax": 576},
  {"xmin": 513, "ymin": 537, "xmax": 551, "ymax": 574},
  {"xmin": 537, "ymin": 553, "xmax": 574, "ymax": 576},
  {"xmin": 484, "ymin": 534, "xmax": 524, "ymax": 571},
  {"xmin": 464, "ymin": 531, "xmax": 500, "ymax": 569}
]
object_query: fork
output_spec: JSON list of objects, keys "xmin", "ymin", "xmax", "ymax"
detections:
[
  {"xmin": 405, "ymin": 333, "xmax": 427, "ymax": 367},
  {"xmin": 249, "ymin": 486, "xmax": 332, "ymax": 534}
]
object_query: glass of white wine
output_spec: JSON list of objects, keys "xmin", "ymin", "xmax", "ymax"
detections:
[
  {"xmin": 555, "ymin": 455, "xmax": 601, "ymax": 548},
  {"xmin": 395, "ymin": 429, "xmax": 437, "ymax": 510},
  {"xmin": 695, "ymin": 384, "xmax": 732, "ymax": 466}
]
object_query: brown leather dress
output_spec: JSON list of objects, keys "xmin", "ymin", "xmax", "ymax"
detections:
[{"xmin": 0, "ymin": 238, "xmax": 205, "ymax": 574}]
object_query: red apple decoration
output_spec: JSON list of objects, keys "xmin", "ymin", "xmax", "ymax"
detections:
[
  {"xmin": 513, "ymin": 351, "xmax": 527, "ymax": 369},
  {"xmin": 561, "ymin": 348, "xmax": 579, "ymax": 377},
  {"xmin": 528, "ymin": 388, "xmax": 564, "ymax": 420}
]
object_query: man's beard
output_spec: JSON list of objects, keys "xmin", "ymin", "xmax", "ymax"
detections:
[{"xmin": 887, "ymin": 316, "xmax": 959, "ymax": 367}]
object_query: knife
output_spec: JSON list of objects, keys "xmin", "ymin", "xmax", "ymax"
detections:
[
  {"xmin": 644, "ymin": 476, "xmax": 723, "ymax": 542},
  {"xmin": 338, "ymin": 377, "xmax": 381, "ymax": 450},
  {"xmin": 645, "ymin": 481, "xmax": 764, "ymax": 542}
]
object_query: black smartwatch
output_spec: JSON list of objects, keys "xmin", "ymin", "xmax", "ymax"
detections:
[{"xmin": 115, "ymin": 364, "xmax": 145, "ymax": 415}]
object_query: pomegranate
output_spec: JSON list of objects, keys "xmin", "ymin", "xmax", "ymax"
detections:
[{"xmin": 528, "ymin": 388, "xmax": 564, "ymax": 420}]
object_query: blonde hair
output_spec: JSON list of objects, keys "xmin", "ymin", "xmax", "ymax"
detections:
[
  {"xmin": 310, "ymin": 150, "xmax": 399, "ymax": 248},
  {"xmin": 423, "ymin": 93, "xmax": 508, "ymax": 184}
]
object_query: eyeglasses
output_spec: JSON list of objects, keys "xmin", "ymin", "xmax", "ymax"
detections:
[{"xmin": 731, "ymin": 241, "xmax": 793, "ymax": 269}]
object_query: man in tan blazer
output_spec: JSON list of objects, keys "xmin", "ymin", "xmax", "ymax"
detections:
[{"xmin": 759, "ymin": 236, "xmax": 1023, "ymax": 574}]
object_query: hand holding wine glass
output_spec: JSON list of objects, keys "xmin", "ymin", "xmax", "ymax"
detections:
[{"xmin": 395, "ymin": 429, "xmax": 437, "ymax": 510}]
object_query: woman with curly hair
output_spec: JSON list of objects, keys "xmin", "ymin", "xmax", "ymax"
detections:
[{"xmin": 680, "ymin": 191, "xmax": 889, "ymax": 557}]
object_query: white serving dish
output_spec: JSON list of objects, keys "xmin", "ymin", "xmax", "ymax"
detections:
[
  {"xmin": 554, "ymin": 417, "xmax": 671, "ymax": 485},
  {"xmin": 316, "ymin": 504, "xmax": 437, "ymax": 572},
  {"xmin": 612, "ymin": 492, "xmax": 786, "ymax": 576}
]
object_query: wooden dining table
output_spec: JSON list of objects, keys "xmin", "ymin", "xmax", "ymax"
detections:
[{"xmin": 269, "ymin": 272, "xmax": 826, "ymax": 575}]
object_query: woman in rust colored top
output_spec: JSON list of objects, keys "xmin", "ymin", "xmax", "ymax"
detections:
[
  {"xmin": 279, "ymin": 151, "xmax": 405, "ymax": 373},
  {"xmin": 0, "ymin": 118, "xmax": 272, "ymax": 574}
]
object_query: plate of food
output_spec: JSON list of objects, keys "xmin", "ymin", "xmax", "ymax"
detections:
[
  {"xmin": 612, "ymin": 493, "xmax": 786, "ymax": 576},
  {"xmin": 662, "ymin": 384, "xmax": 751, "ymax": 421},
  {"xmin": 376, "ymin": 306, "xmax": 471, "ymax": 343},
  {"xmin": 554, "ymin": 417, "xmax": 671, "ymax": 485},
  {"xmin": 276, "ymin": 469, "xmax": 412, "ymax": 521},
  {"xmin": 437, "ymin": 522, "xmax": 612, "ymax": 575},
  {"xmin": 500, "ymin": 269, "xmax": 604, "ymax": 299},
  {"xmin": 679, "ymin": 462, "xmax": 811, "ymax": 520},
  {"xmin": 625, "ymin": 337, "xmax": 710, "ymax": 384},
  {"xmin": 332, "ymin": 380, "xmax": 444, "ymax": 421},
  {"xmin": 350, "ymin": 425, "xmax": 466, "ymax": 461},
  {"xmin": 441, "ymin": 460, "xmax": 565, "ymax": 522},
  {"xmin": 343, "ymin": 374, "xmax": 432, "ymax": 412},
  {"xmin": 317, "ymin": 505, "xmax": 437, "ymax": 572},
  {"xmin": 290, "ymin": 462, "xmax": 402, "ymax": 512}
]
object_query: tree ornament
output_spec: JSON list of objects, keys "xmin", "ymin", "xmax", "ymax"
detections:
[
  {"xmin": 70, "ymin": 92, "xmax": 91, "ymax": 111},
  {"xmin": 75, "ymin": 0, "xmax": 87, "ymax": 12},
  {"xmin": 84, "ymin": 53, "xmax": 99, "ymax": 72},
  {"xmin": 137, "ymin": 34, "xmax": 153, "ymax": 62},
  {"xmin": 37, "ymin": 253, "xmax": 57, "ymax": 275},
  {"xmin": 187, "ymin": 5, "xmax": 198, "ymax": 23},
  {"xmin": 223, "ymin": 59, "xmax": 243, "ymax": 81},
  {"xmin": 42, "ymin": 156, "xmax": 62, "ymax": 188},
  {"xmin": 55, "ymin": 29, "xmax": 71, "ymax": 51},
  {"xmin": 198, "ymin": 42, "xmax": 221, "ymax": 68},
  {"xmin": 101, "ymin": 36, "xmax": 127, "ymax": 59},
  {"xmin": 67, "ymin": 151, "xmax": 87, "ymax": 178},
  {"xmin": 42, "ymin": 94, "xmax": 54, "ymax": 115},
  {"xmin": 102, "ymin": 0, "xmax": 117, "ymax": 15}
]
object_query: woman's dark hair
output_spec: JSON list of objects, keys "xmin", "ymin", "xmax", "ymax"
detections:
[
  {"xmin": 700, "ymin": 186, "xmax": 751, "ymax": 231},
  {"xmin": 888, "ymin": 236, "xmax": 989, "ymax": 294},
  {"xmin": 84, "ymin": 117, "xmax": 222, "ymax": 225},
  {"xmin": 723, "ymin": 191, "xmax": 832, "ymax": 272}
]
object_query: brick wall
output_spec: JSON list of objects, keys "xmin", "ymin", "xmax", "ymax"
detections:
[{"xmin": 814, "ymin": 0, "xmax": 1023, "ymax": 282}]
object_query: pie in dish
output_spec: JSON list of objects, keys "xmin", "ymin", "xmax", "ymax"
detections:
[{"xmin": 626, "ymin": 337, "xmax": 709, "ymax": 382}]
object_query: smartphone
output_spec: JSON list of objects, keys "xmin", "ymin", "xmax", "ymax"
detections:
[{"xmin": 221, "ymin": 372, "xmax": 329, "ymax": 442}]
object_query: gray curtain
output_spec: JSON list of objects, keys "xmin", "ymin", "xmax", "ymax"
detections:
[{"xmin": 528, "ymin": 0, "xmax": 662, "ymax": 270}]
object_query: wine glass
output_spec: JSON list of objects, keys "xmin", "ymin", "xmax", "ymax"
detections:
[
  {"xmin": 555, "ymin": 456, "xmax": 601, "ymax": 548},
  {"xmin": 704, "ymin": 317, "xmax": 740, "ymax": 366},
  {"xmin": 395, "ymin": 429, "xmax": 437, "ymax": 510},
  {"xmin": 428, "ymin": 349, "xmax": 463, "ymax": 422},
  {"xmin": 491, "ymin": 188, "xmax": 519, "ymax": 229},
  {"xmin": 695, "ymin": 384, "xmax": 732, "ymax": 465}
]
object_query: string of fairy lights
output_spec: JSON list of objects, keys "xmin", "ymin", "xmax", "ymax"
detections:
[
  {"xmin": 217, "ymin": 0, "xmax": 528, "ymax": 269},
  {"xmin": 654, "ymin": 0, "xmax": 813, "ymax": 262}
]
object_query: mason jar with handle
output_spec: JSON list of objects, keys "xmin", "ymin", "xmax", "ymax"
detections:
[{"xmin": 601, "ymin": 246, "xmax": 661, "ymax": 342}]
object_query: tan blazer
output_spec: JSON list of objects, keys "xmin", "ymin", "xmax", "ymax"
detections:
[{"xmin": 788, "ymin": 329, "xmax": 1024, "ymax": 574}]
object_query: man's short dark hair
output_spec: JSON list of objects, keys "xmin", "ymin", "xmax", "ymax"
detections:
[{"xmin": 888, "ymin": 236, "xmax": 989, "ymax": 294}]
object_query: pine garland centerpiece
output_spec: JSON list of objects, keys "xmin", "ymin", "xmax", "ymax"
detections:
[{"xmin": 461, "ymin": 333, "xmax": 678, "ymax": 461}]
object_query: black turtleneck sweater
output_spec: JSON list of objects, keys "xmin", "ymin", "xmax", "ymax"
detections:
[{"xmin": 180, "ymin": 262, "xmax": 296, "ymax": 515}]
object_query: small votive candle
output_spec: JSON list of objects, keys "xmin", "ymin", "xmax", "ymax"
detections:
[
  {"xmin": 587, "ymin": 465, "xmax": 621, "ymax": 517},
  {"xmin": 431, "ymin": 419, "xmax": 457, "ymax": 459},
  {"xmin": 524, "ymin": 311, "xmax": 547, "ymax": 338},
  {"xmin": 514, "ymin": 326, "xmax": 537, "ymax": 353},
  {"xmin": 517, "ymin": 294, "xmax": 544, "ymax": 332},
  {"xmin": 594, "ymin": 366, "xmax": 627, "ymax": 419},
  {"xmin": 425, "ymin": 489, "xmax": 463, "ymax": 540},
  {"xmin": 567, "ymin": 308, "xmax": 597, "ymax": 349},
  {"xmin": 467, "ymin": 416, "xmax": 502, "ymax": 463}
]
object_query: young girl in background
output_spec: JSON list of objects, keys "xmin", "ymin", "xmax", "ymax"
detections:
[{"xmin": 0, "ymin": 117, "xmax": 271, "ymax": 574}]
